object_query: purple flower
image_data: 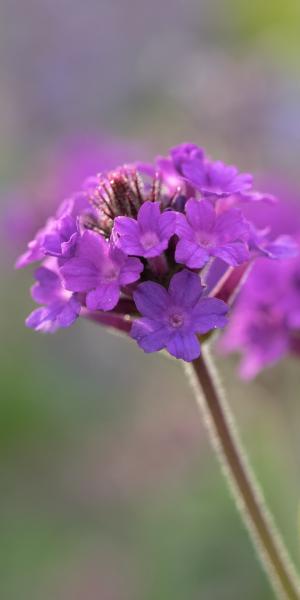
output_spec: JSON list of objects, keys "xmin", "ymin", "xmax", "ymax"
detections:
[
  {"xmin": 180, "ymin": 155, "xmax": 252, "ymax": 197},
  {"xmin": 175, "ymin": 198, "xmax": 250, "ymax": 268},
  {"xmin": 170, "ymin": 143, "xmax": 205, "ymax": 174},
  {"xmin": 248, "ymin": 224, "xmax": 299, "ymax": 260},
  {"xmin": 155, "ymin": 157, "xmax": 182, "ymax": 194},
  {"xmin": 15, "ymin": 214, "xmax": 78, "ymax": 268},
  {"xmin": 26, "ymin": 266, "xmax": 81, "ymax": 333},
  {"xmin": 220, "ymin": 256, "xmax": 300, "ymax": 378},
  {"xmin": 60, "ymin": 230, "xmax": 143, "ymax": 311},
  {"xmin": 131, "ymin": 269, "xmax": 228, "ymax": 361},
  {"xmin": 42, "ymin": 215, "xmax": 78, "ymax": 259},
  {"xmin": 114, "ymin": 201, "xmax": 176, "ymax": 258}
]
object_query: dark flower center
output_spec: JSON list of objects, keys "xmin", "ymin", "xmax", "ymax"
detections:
[
  {"xmin": 195, "ymin": 230, "xmax": 215, "ymax": 247},
  {"xmin": 169, "ymin": 311, "xmax": 185, "ymax": 328},
  {"xmin": 140, "ymin": 231, "xmax": 160, "ymax": 250}
]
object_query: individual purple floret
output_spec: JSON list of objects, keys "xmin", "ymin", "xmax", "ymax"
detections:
[
  {"xmin": 114, "ymin": 201, "xmax": 176, "ymax": 258},
  {"xmin": 172, "ymin": 145, "xmax": 253, "ymax": 197},
  {"xmin": 60, "ymin": 230, "xmax": 143, "ymax": 311},
  {"xmin": 248, "ymin": 224, "xmax": 299, "ymax": 260},
  {"xmin": 15, "ymin": 214, "xmax": 78, "ymax": 268},
  {"xmin": 170, "ymin": 143, "xmax": 205, "ymax": 174},
  {"xmin": 175, "ymin": 198, "xmax": 250, "ymax": 268},
  {"xmin": 42, "ymin": 215, "xmax": 78, "ymax": 259},
  {"xmin": 131, "ymin": 270, "xmax": 228, "ymax": 361},
  {"xmin": 26, "ymin": 266, "xmax": 81, "ymax": 333},
  {"xmin": 15, "ymin": 227, "xmax": 47, "ymax": 268}
]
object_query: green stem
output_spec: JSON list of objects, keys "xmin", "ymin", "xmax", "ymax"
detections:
[{"xmin": 185, "ymin": 349, "xmax": 300, "ymax": 600}]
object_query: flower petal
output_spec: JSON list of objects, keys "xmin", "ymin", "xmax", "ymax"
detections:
[
  {"xmin": 137, "ymin": 201, "xmax": 161, "ymax": 232},
  {"xmin": 261, "ymin": 235, "xmax": 299, "ymax": 259},
  {"xmin": 60, "ymin": 258, "xmax": 99, "ymax": 291},
  {"xmin": 114, "ymin": 216, "xmax": 140, "ymax": 238},
  {"xmin": 185, "ymin": 198, "xmax": 215, "ymax": 231},
  {"xmin": 76, "ymin": 230, "xmax": 107, "ymax": 263},
  {"xmin": 168, "ymin": 269, "xmax": 204, "ymax": 308},
  {"xmin": 131, "ymin": 318, "xmax": 169, "ymax": 352},
  {"xmin": 119, "ymin": 257, "xmax": 143, "ymax": 285},
  {"xmin": 86, "ymin": 283, "xmax": 120, "ymax": 311},
  {"xmin": 167, "ymin": 332, "xmax": 201, "ymax": 361},
  {"xmin": 214, "ymin": 208, "xmax": 250, "ymax": 241},
  {"xmin": 175, "ymin": 213, "xmax": 194, "ymax": 240},
  {"xmin": 175, "ymin": 238, "xmax": 210, "ymax": 268},
  {"xmin": 158, "ymin": 211, "xmax": 177, "ymax": 239},
  {"xmin": 133, "ymin": 281, "xmax": 169, "ymax": 318},
  {"xmin": 31, "ymin": 267, "xmax": 60, "ymax": 304},
  {"xmin": 192, "ymin": 297, "xmax": 228, "ymax": 333},
  {"xmin": 212, "ymin": 241, "xmax": 249, "ymax": 266}
]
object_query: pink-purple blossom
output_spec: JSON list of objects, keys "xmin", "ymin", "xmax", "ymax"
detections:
[
  {"xmin": 170, "ymin": 144, "xmax": 252, "ymax": 197},
  {"xmin": 26, "ymin": 266, "xmax": 81, "ymax": 333},
  {"xmin": 131, "ymin": 270, "xmax": 228, "ymax": 361},
  {"xmin": 175, "ymin": 199, "xmax": 250, "ymax": 268},
  {"xmin": 60, "ymin": 230, "xmax": 143, "ymax": 311},
  {"xmin": 114, "ymin": 201, "xmax": 176, "ymax": 258}
]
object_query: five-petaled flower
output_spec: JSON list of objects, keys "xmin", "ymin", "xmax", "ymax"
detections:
[
  {"xmin": 177, "ymin": 155, "xmax": 252, "ymax": 197},
  {"xmin": 131, "ymin": 270, "xmax": 228, "ymax": 361},
  {"xmin": 114, "ymin": 201, "xmax": 176, "ymax": 258},
  {"xmin": 60, "ymin": 230, "xmax": 143, "ymax": 311},
  {"xmin": 175, "ymin": 199, "xmax": 250, "ymax": 268}
]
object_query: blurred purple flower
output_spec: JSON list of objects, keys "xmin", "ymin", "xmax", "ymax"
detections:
[
  {"xmin": 26, "ymin": 266, "xmax": 81, "ymax": 333},
  {"xmin": 220, "ymin": 192, "xmax": 300, "ymax": 378},
  {"xmin": 220, "ymin": 258, "xmax": 300, "ymax": 378},
  {"xmin": 170, "ymin": 143, "xmax": 252, "ymax": 197},
  {"xmin": 15, "ymin": 214, "xmax": 79, "ymax": 268},
  {"xmin": 170, "ymin": 143, "xmax": 205, "ymax": 174}
]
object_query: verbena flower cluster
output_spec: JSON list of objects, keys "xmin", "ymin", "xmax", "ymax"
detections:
[
  {"xmin": 220, "ymin": 197, "xmax": 300, "ymax": 378},
  {"xmin": 17, "ymin": 143, "xmax": 297, "ymax": 362}
]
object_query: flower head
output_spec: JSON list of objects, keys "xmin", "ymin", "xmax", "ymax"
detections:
[{"xmin": 17, "ymin": 142, "xmax": 297, "ymax": 361}]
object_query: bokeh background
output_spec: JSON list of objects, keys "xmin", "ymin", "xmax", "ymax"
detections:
[{"xmin": 1, "ymin": 1, "xmax": 300, "ymax": 598}]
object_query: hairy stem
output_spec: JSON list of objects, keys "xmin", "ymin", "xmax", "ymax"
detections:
[{"xmin": 185, "ymin": 349, "xmax": 300, "ymax": 600}]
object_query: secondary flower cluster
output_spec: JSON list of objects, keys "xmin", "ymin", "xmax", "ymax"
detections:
[
  {"xmin": 17, "ymin": 143, "xmax": 297, "ymax": 362},
  {"xmin": 220, "ymin": 196, "xmax": 300, "ymax": 378}
]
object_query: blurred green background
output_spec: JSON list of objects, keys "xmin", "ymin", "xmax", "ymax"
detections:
[{"xmin": 1, "ymin": 1, "xmax": 300, "ymax": 598}]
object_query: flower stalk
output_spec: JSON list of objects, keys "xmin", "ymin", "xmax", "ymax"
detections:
[{"xmin": 186, "ymin": 348, "xmax": 300, "ymax": 600}]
